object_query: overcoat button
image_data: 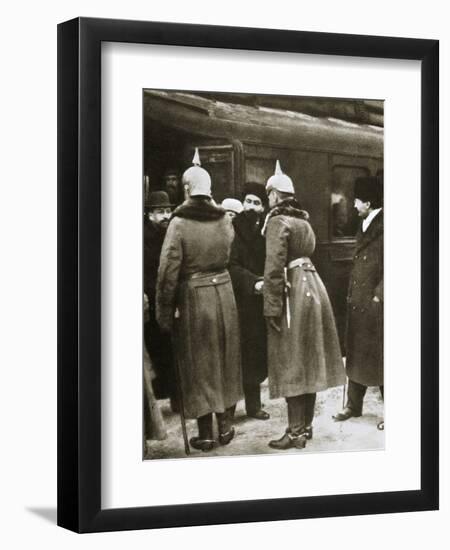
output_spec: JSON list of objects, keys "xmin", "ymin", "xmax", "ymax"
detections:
[
  {"xmin": 212, "ymin": 278, "xmax": 217, "ymax": 283},
  {"xmin": 303, "ymin": 277, "xmax": 307, "ymax": 281},
  {"xmin": 306, "ymin": 292, "xmax": 311, "ymax": 297},
  {"xmin": 363, "ymin": 256, "xmax": 367, "ymax": 260}
]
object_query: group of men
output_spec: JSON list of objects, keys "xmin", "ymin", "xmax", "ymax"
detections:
[{"xmin": 144, "ymin": 152, "xmax": 384, "ymax": 452}]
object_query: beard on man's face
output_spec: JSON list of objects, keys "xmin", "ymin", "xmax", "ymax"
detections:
[{"xmin": 243, "ymin": 209, "xmax": 261, "ymax": 225}]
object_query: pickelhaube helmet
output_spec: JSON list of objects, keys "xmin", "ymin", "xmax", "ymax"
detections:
[
  {"xmin": 182, "ymin": 148, "xmax": 212, "ymax": 197},
  {"xmin": 265, "ymin": 160, "xmax": 294, "ymax": 194}
]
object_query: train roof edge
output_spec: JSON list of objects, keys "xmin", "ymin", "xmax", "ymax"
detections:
[{"xmin": 144, "ymin": 90, "xmax": 383, "ymax": 158}]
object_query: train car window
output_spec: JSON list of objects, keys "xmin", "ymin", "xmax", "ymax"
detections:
[
  {"xmin": 194, "ymin": 146, "xmax": 235, "ymax": 203},
  {"xmin": 331, "ymin": 165, "xmax": 370, "ymax": 239},
  {"xmin": 246, "ymin": 157, "xmax": 276, "ymax": 185}
]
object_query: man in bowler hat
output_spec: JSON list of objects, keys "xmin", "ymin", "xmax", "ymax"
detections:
[
  {"xmin": 334, "ymin": 176, "xmax": 384, "ymax": 430},
  {"xmin": 144, "ymin": 191, "xmax": 177, "ymax": 409}
]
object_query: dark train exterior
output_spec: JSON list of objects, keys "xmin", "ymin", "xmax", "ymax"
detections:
[{"xmin": 143, "ymin": 90, "xmax": 384, "ymax": 348}]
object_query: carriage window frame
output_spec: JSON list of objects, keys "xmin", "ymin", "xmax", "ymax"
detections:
[{"xmin": 329, "ymin": 164, "xmax": 371, "ymax": 242}]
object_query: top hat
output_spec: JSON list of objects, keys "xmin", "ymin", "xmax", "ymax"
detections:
[
  {"xmin": 145, "ymin": 190, "xmax": 173, "ymax": 209},
  {"xmin": 266, "ymin": 160, "xmax": 295, "ymax": 194},
  {"xmin": 354, "ymin": 176, "xmax": 383, "ymax": 208}
]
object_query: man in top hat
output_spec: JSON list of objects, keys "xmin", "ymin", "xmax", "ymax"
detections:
[
  {"xmin": 144, "ymin": 191, "xmax": 177, "ymax": 409},
  {"xmin": 334, "ymin": 176, "xmax": 384, "ymax": 429},
  {"xmin": 263, "ymin": 161, "xmax": 345, "ymax": 450},
  {"xmin": 229, "ymin": 182, "xmax": 270, "ymax": 420},
  {"xmin": 156, "ymin": 149, "xmax": 242, "ymax": 452}
]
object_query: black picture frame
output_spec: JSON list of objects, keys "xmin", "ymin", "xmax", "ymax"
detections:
[{"xmin": 57, "ymin": 17, "xmax": 439, "ymax": 533}]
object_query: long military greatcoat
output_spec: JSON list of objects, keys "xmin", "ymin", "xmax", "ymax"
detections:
[
  {"xmin": 156, "ymin": 197, "xmax": 243, "ymax": 419},
  {"xmin": 263, "ymin": 198, "xmax": 345, "ymax": 398},
  {"xmin": 229, "ymin": 211, "xmax": 267, "ymax": 388},
  {"xmin": 345, "ymin": 210, "xmax": 384, "ymax": 387}
]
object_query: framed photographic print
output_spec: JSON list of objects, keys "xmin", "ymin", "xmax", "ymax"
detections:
[{"xmin": 57, "ymin": 17, "xmax": 439, "ymax": 532}]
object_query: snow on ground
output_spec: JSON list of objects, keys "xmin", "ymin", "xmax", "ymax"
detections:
[{"xmin": 145, "ymin": 381, "xmax": 384, "ymax": 460}]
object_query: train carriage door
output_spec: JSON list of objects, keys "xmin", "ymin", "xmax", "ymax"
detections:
[
  {"xmin": 327, "ymin": 163, "xmax": 371, "ymax": 350},
  {"xmin": 185, "ymin": 142, "xmax": 244, "ymax": 203}
]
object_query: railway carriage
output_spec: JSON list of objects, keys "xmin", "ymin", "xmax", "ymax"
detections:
[{"xmin": 143, "ymin": 90, "xmax": 383, "ymax": 347}]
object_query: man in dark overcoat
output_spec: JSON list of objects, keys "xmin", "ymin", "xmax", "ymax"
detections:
[
  {"xmin": 229, "ymin": 182, "xmax": 269, "ymax": 420},
  {"xmin": 144, "ymin": 191, "xmax": 177, "ymax": 408},
  {"xmin": 334, "ymin": 176, "xmax": 384, "ymax": 429},
  {"xmin": 263, "ymin": 161, "xmax": 345, "ymax": 450}
]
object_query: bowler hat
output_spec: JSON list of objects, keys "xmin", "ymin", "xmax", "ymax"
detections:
[
  {"xmin": 354, "ymin": 176, "xmax": 383, "ymax": 208},
  {"xmin": 145, "ymin": 191, "xmax": 173, "ymax": 209}
]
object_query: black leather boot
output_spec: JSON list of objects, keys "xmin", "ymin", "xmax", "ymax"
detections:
[
  {"xmin": 268, "ymin": 429, "xmax": 307, "ymax": 450},
  {"xmin": 189, "ymin": 437, "xmax": 215, "ymax": 452},
  {"xmin": 217, "ymin": 406, "xmax": 236, "ymax": 445},
  {"xmin": 218, "ymin": 427, "xmax": 235, "ymax": 446},
  {"xmin": 190, "ymin": 414, "xmax": 215, "ymax": 452},
  {"xmin": 333, "ymin": 407, "xmax": 361, "ymax": 421},
  {"xmin": 247, "ymin": 409, "xmax": 270, "ymax": 421}
]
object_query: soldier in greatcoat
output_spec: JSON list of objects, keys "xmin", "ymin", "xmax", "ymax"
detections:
[
  {"xmin": 156, "ymin": 149, "xmax": 243, "ymax": 452},
  {"xmin": 333, "ymin": 176, "xmax": 384, "ymax": 429},
  {"xmin": 229, "ymin": 182, "xmax": 270, "ymax": 420},
  {"xmin": 263, "ymin": 161, "xmax": 346, "ymax": 450}
]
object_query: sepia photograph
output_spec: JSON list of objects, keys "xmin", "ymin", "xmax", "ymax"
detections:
[{"xmin": 142, "ymin": 89, "xmax": 384, "ymax": 460}]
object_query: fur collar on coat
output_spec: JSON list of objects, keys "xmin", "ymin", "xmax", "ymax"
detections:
[
  {"xmin": 261, "ymin": 197, "xmax": 310, "ymax": 235},
  {"xmin": 171, "ymin": 197, "xmax": 226, "ymax": 221}
]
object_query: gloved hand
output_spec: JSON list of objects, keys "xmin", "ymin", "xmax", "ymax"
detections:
[{"xmin": 266, "ymin": 316, "xmax": 281, "ymax": 333}]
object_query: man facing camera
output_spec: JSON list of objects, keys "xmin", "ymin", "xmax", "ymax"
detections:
[
  {"xmin": 333, "ymin": 176, "xmax": 384, "ymax": 430},
  {"xmin": 143, "ymin": 191, "xmax": 177, "ymax": 409},
  {"xmin": 229, "ymin": 182, "xmax": 270, "ymax": 420}
]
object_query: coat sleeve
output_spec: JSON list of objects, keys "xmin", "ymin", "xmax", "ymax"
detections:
[
  {"xmin": 374, "ymin": 232, "xmax": 384, "ymax": 301},
  {"xmin": 229, "ymin": 234, "xmax": 260, "ymax": 298},
  {"xmin": 143, "ymin": 243, "xmax": 158, "ymax": 306},
  {"xmin": 156, "ymin": 220, "xmax": 183, "ymax": 332},
  {"xmin": 263, "ymin": 216, "xmax": 289, "ymax": 317}
]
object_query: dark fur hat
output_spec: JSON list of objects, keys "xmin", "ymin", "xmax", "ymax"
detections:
[
  {"xmin": 354, "ymin": 176, "xmax": 383, "ymax": 209},
  {"xmin": 242, "ymin": 181, "xmax": 267, "ymax": 206}
]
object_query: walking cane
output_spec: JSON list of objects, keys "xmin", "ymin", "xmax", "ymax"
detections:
[
  {"xmin": 172, "ymin": 309, "xmax": 190, "ymax": 456},
  {"xmin": 342, "ymin": 379, "xmax": 347, "ymax": 409}
]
